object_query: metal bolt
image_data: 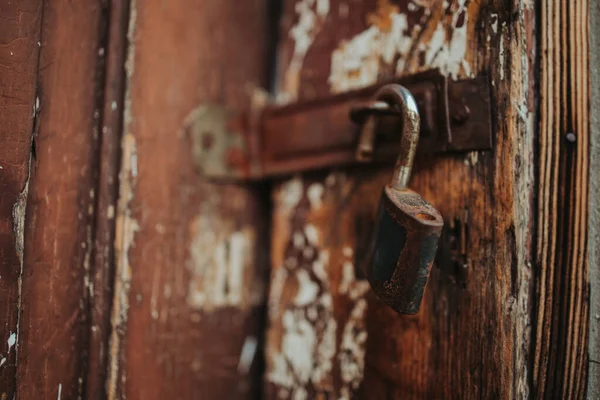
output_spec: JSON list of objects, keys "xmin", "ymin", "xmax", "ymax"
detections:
[{"xmin": 565, "ymin": 132, "xmax": 577, "ymax": 143}]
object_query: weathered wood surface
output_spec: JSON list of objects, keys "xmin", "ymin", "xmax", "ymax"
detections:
[
  {"xmin": 265, "ymin": 0, "xmax": 539, "ymax": 398},
  {"xmin": 534, "ymin": 0, "xmax": 590, "ymax": 398},
  {"xmin": 15, "ymin": 2, "xmax": 105, "ymax": 399},
  {"xmin": 0, "ymin": 1, "xmax": 43, "ymax": 397},
  {"xmin": 107, "ymin": 1, "xmax": 270, "ymax": 399},
  {"xmin": 86, "ymin": 1, "xmax": 130, "ymax": 398}
]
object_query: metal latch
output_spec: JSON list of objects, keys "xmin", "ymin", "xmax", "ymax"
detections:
[{"xmin": 185, "ymin": 70, "xmax": 493, "ymax": 180}]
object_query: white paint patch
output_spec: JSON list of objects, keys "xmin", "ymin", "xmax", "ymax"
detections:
[
  {"xmin": 307, "ymin": 183, "xmax": 324, "ymax": 209},
  {"xmin": 464, "ymin": 151, "xmax": 479, "ymax": 167},
  {"xmin": 0, "ymin": 357, "xmax": 6, "ymax": 367},
  {"xmin": 7, "ymin": 332, "xmax": 16, "ymax": 353},
  {"xmin": 304, "ymin": 224, "xmax": 319, "ymax": 245},
  {"xmin": 267, "ymin": 192, "xmax": 337, "ymax": 395},
  {"xmin": 279, "ymin": 0, "xmax": 330, "ymax": 102},
  {"xmin": 339, "ymin": 299, "xmax": 368, "ymax": 399},
  {"xmin": 312, "ymin": 251, "xmax": 329, "ymax": 282},
  {"xmin": 294, "ymin": 270, "xmax": 320, "ymax": 306},
  {"xmin": 106, "ymin": 205, "xmax": 115, "ymax": 220},
  {"xmin": 499, "ymin": 22, "xmax": 507, "ymax": 80},
  {"xmin": 339, "ymin": 261, "xmax": 355, "ymax": 295},
  {"xmin": 329, "ymin": 10, "xmax": 411, "ymax": 92},
  {"xmin": 279, "ymin": 177, "xmax": 304, "ymax": 211},
  {"xmin": 187, "ymin": 215, "xmax": 257, "ymax": 311},
  {"xmin": 423, "ymin": 0, "xmax": 472, "ymax": 79},
  {"xmin": 238, "ymin": 336, "xmax": 258, "ymax": 374},
  {"xmin": 293, "ymin": 232, "xmax": 305, "ymax": 248},
  {"xmin": 491, "ymin": 13, "xmax": 498, "ymax": 34},
  {"xmin": 329, "ymin": 0, "xmax": 472, "ymax": 92}
]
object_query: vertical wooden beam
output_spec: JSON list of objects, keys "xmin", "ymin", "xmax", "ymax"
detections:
[
  {"xmin": 15, "ymin": 2, "xmax": 105, "ymax": 399},
  {"xmin": 534, "ymin": 0, "xmax": 590, "ymax": 398},
  {"xmin": 589, "ymin": 1, "xmax": 600, "ymax": 397},
  {"xmin": 107, "ymin": 2, "xmax": 270, "ymax": 398},
  {"xmin": 86, "ymin": 1, "xmax": 130, "ymax": 399},
  {"xmin": 0, "ymin": 1, "xmax": 43, "ymax": 398}
]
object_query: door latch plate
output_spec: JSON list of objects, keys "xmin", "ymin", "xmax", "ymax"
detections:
[{"xmin": 187, "ymin": 70, "xmax": 492, "ymax": 180}]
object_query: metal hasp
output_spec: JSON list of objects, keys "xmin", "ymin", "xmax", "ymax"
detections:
[
  {"xmin": 357, "ymin": 84, "xmax": 443, "ymax": 315},
  {"xmin": 188, "ymin": 70, "xmax": 493, "ymax": 180}
]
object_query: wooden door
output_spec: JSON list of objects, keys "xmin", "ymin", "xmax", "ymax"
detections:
[
  {"xmin": 0, "ymin": 0, "xmax": 591, "ymax": 399},
  {"xmin": 263, "ymin": 0, "xmax": 590, "ymax": 399}
]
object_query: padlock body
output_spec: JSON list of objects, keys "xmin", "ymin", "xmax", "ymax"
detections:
[{"xmin": 365, "ymin": 185, "xmax": 443, "ymax": 314}]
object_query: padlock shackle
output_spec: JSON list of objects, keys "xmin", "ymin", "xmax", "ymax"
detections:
[{"xmin": 374, "ymin": 85, "xmax": 420, "ymax": 190}]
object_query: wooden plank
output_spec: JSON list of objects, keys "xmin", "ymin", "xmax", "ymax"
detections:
[
  {"xmin": 265, "ymin": 0, "xmax": 537, "ymax": 398},
  {"xmin": 15, "ymin": 2, "xmax": 105, "ymax": 399},
  {"xmin": 86, "ymin": 1, "xmax": 130, "ymax": 399},
  {"xmin": 533, "ymin": 0, "xmax": 590, "ymax": 398},
  {"xmin": 0, "ymin": 1, "xmax": 43, "ymax": 398},
  {"xmin": 589, "ymin": 1, "xmax": 600, "ymax": 397},
  {"xmin": 107, "ymin": 2, "xmax": 270, "ymax": 398}
]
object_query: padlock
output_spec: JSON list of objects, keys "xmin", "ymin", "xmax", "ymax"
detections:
[{"xmin": 353, "ymin": 84, "xmax": 444, "ymax": 315}]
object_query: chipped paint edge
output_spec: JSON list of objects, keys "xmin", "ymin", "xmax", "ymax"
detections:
[{"xmin": 107, "ymin": 0, "xmax": 137, "ymax": 398}]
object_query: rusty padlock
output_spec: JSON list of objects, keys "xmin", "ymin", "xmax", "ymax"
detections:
[{"xmin": 351, "ymin": 84, "xmax": 444, "ymax": 314}]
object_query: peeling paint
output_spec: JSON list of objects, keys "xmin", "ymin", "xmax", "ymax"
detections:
[
  {"xmin": 464, "ymin": 151, "xmax": 479, "ymax": 167},
  {"xmin": 423, "ymin": 0, "xmax": 472, "ymax": 79},
  {"xmin": 279, "ymin": 0, "xmax": 330, "ymax": 103},
  {"xmin": 267, "ymin": 178, "xmax": 338, "ymax": 397},
  {"xmin": 307, "ymin": 183, "xmax": 324, "ymax": 209},
  {"xmin": 339, "ymin": 299, "xmax": 368, "ymax": 400},
  {"xmin": 328, "ymin": 0, "xmax": 473, "ymax": 93},
  {"xmin": 6, "ymin": 333, "xmax": 15, "ymax": 354},
  {"xmin": 12, "ymin": 179, "xmax": 29, "ymax": 265},
  {"xmin": 238, "ymin": 336, "xmax": 258, "ymax": 374},
  {"xmin": 267, "ymin": 174, "xmax": 370, "ymax": 398},
  {"xmin": 187, "ymin": 215, "xmax": 259, "ymax": 311},
  {"xmin": 107, "ymin": 0, "xmax": 138, "ymax": 396},
  {"xmin": 329, "ymin": 0, "xmax": 410, "ymax": 92},
  {"xmin": 11, "ymin": 162, "xmax": 30, "ymax": 379},
  {"xmin": 509, "ymin": 6, "xmax": 534, "ymax": 397},
  {"xmin": 499, "ymin": 22, "xmax": 507, "ymax": 80}
]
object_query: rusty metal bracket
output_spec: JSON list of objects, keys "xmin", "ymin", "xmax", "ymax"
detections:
[{"xmin": 186, "ymin": 70, "xmax": 492, "ymax": 180}]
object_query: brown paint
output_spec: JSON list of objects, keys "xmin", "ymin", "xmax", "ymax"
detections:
[
  {"xmin": 16, "ymin": 2, "xmax": 105, "ymax": 399},
  {"xmin": 108, "ymin": 1, "xmax": 270, "ymax": 399},
  {"xmin": 0, "ymin": 1, "xmax": 43, "ymax": 397}
]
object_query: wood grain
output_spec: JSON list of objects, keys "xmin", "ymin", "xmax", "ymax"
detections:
[
  {"xmin": 0, "ymin": 1, "xmax": 43, "ymax": 398},
  {"xmin": 266, "ymin": 0, "xmax": 538, "ymax": 398},
  {"xmin": 86, "ymin": 1, "xmax": 130, "ymax": 399},
  {"xmin": 107, "ymin": 1, "xmax": 270, "ymax": 398},
  {"xmin": 15, "ymin": 2, "xmax": 105, "ymax": 399},
  {"xmin": 533, "ymin": 0, "xmax": 590, "ymax": 398}
]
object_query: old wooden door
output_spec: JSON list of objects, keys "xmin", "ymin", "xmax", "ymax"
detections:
[
  {"xmin": 262, "ymin": 0, "xmax": 590, "ymax": 399},
  {"xmin": 0, "ymin": 0, "xmax": 592, "ymax": 399}
]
